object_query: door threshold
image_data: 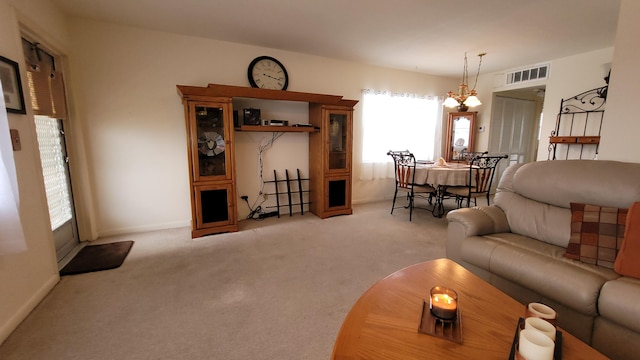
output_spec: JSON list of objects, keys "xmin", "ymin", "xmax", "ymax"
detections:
[{"xmin": 57, "ymin": 242, "xmax": 86, "ymax": 271}]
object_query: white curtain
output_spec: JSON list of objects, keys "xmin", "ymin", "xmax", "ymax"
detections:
[
  {"xmin": 0, "ymin": 81, "xmax": 27, "ymax": 255},
  {"xmin": 360, "ymin": 89, "xmax": 442, "ymax": 180}
]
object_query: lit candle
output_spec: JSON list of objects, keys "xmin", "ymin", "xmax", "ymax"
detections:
[{"xmin": 429, "ymin": 286, "xmax": 458, "ymax": 320}]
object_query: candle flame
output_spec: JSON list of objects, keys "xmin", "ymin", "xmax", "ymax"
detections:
[{"xmin": 433, "ymin": 294, "xmax": 454, "ymax": 304}]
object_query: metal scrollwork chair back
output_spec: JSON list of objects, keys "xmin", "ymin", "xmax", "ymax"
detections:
[
  {"xmin": 457, "ymin": 149, "xmax": 488, "ymax": 164},
  {"xmin": 446, "ymin": 154, "xmax": 508, "ymax": 208},
  {"xmin": 387, "ymin": 150, "xmax": 436, "ymax": 221}
]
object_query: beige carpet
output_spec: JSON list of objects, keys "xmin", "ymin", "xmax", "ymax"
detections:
[{"xmin": 0, "ymin": 200, "xmax": 451, "ymax": 360}]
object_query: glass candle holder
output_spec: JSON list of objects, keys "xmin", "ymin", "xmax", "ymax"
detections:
[{"xmin": 429, "ymin": 286, "xmax": 458, "ymax": 320}]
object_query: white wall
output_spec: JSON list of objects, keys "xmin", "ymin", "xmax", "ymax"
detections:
[
  {"xmin": 67, "ymin": 18, "xmax": 457, "ymax": 232},
  {"xmin": 0, "ymin": 0, "xmax": 69, "ymax": 345},
  {"xmin": 600, "ymin": 0, "xmax": 640, "ymax": 162}
]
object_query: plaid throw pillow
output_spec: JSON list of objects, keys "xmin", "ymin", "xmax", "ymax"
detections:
[{"xmin": 564, "ymin": 203, "xmax": 627, "ymax": 268}]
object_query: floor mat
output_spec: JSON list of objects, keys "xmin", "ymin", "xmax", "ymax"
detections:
[{"xmin": 60, "ymin": 241, "xmax": 134, "ymax": 276}]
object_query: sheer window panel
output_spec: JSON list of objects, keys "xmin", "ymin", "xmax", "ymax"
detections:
[{"xmin": 360, "ymin": 89, "xmax": 442, "ymax": 180}]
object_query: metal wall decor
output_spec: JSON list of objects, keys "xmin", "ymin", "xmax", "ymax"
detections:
[{"xmin": 548, "ymin": 75, "xmax": 609, "ymax": 160}]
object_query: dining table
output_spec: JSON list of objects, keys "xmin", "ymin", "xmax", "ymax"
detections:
[{"xmin": 414, "ymin": 161, "xmax": 474, "ymax": 217}]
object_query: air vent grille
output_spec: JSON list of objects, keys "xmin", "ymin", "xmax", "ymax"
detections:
[{"xmin": 506, "ymin": 64, "xmax": 550, "ymax": 85}]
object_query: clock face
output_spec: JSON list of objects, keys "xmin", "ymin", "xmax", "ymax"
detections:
[{"xmin": 248, "ymin": 56, "xmax": 289, "ymax": 90}]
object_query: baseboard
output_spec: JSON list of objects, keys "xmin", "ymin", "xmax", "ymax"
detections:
[
  {"xmin": 0, "ymin": 274, "xmax": 59, "ymax": 345},
  {"xmin": 98, "ymin": 220, "xmax": 190, "ymax": 238}
]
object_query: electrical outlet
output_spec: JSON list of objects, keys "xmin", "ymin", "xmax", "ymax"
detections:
[{"xmin": 10, "ymin": 129, "xmax": 21, "ymax": 151}]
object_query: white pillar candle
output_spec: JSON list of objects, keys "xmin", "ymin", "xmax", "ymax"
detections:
[
  {"xmin": 525, "ymin": 317, "xmax": 556, "ymax": 341},
  {"xmin": 519, "ymin": 329, "xmax": 555, "ymax": 360},
  {"xmin": 526, "ymin": 303, "xmax": 557, "ymax": 326}
]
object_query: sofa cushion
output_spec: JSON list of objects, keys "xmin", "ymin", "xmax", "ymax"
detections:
[
  {"xmin": 615, "ymin": 202, "xmax": 640, "ymax": 277},
  {"xmin": 495, "ymin": 191, "xmax": 570, "ymax": 247},
  {"xmin": 564, "ymin": 203, "xmax": 627, "ymax": 268},
  {"xmin": 599, "ymin": 277, "xmax": 640, "ymax": 333},
  {"xmin": 510, "ymin": 160, "xmax": 640, "ymax": 209},
  {"xmin": 461, "ymin": 232, "xmax": 618, "ymax": 316}
]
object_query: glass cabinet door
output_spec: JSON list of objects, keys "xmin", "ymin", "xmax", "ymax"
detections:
[
  {"xmin": 445, "ymin": 112, "xmax": 476, "ymax": 162},
  {"xmin": 328, "ymin": 112, "xmax": 350, "ymax": 171},
  {"xmin": 192, "ymin": 103, "xmax": 229, "ymax": 180}
]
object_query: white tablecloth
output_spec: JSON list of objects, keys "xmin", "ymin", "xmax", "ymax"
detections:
[{"xmin": 413, "ymin": 163, "xmax": 472, "ymax": 187}]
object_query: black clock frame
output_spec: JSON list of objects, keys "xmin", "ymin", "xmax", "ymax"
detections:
[{"xmin": 247, "ymin": 56, "xmax": 289, "ymax": 90}]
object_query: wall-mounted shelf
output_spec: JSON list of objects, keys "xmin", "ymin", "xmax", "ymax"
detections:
[
  {"xmin": 548, "ymin": 84, "xmax": 607, "ymax": 160},
  {"xmin": 235, "ymin": 125, "xmax": 318, "ymax": 133}
]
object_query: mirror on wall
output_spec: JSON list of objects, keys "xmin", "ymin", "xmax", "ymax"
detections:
[{"xmin": 445, "ymin": 112, "xmax": 477, "ymax": 162}]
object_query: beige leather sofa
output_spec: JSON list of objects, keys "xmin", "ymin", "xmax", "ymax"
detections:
[{"xmin": 446, "ymin": 160, "xmax": 640, "ymax": 360}]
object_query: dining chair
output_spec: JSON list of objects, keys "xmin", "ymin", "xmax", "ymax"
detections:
[
  {"xmin": 387, "ymin": 150, "xmax": 436, "ymax": 221},
  {"xmin": 457, "ymin": 149, "xmax": 488, "ymax": 163},
  {"xmin": 446, "ymin": 153, "xmax": 508, "ymax": 208}
]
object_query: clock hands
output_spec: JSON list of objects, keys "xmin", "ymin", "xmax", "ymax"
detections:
[{"xmin": 262, "ymin": 73, "xmax": 283, "ymax": 81}]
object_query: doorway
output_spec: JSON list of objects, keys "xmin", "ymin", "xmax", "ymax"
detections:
[
  {"xmin": 22, "ymin": 37, "xmax": 81, "ymax": 263},
  {"xmin": 34, "ymin": 116, "xmax": 79, "ymax": 261},
  {"xmin": 488, "ymin": 86, "xmax": 545, "ymax": 183}
]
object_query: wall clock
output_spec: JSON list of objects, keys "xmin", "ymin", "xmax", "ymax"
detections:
[{"xmin": 247, "ymin": 56, "xmax": 289, "ymax": 90}]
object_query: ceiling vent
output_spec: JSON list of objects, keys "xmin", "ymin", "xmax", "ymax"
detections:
[{"xmin": 506, "ymin": 64, "xmax": 550, "ymax": 85}]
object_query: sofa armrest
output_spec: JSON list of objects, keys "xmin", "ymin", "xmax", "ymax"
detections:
[{"xmin": 446, "ymin": 206, "xmax": 510, "ymax": 263}]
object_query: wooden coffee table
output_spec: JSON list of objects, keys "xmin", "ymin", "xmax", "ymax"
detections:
[{"xmin": 331, "ymin": 258, "xmax": 607, "ymax": 359}]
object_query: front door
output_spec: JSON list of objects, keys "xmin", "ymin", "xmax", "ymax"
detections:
[
  {"xmin": 488, "ymin": 95, "xmax": 539, "ymax": 191},
  {"xmin": 34, "ymin": 115, "xmax": 79, "ymax": 261}
]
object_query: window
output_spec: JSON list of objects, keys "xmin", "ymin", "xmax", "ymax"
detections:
[{"xmin": 360, "ymin": 89, "xmax": 442, "ymax": 180}]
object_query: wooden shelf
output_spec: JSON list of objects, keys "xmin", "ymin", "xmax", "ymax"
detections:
[
  {"xmin": 235, "ymin": 125, "xmax": 318, "ymax": 133},
  {"xmin": 549, "ymin": 136, "xmax": 600, "ymax": 144},
  {"xmin": 177, "ymin": 83, "xmax": 358, "ymax": 107}
]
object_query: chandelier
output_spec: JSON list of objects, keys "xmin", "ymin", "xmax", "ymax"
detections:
[{"xmin": 444, "ymin": 52, "xmax": 487, "ymax": 112}]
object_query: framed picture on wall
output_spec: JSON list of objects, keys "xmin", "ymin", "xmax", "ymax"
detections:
[{"xmin": 0, "ymin": 55, "xmax": 26, "ymax": 114}]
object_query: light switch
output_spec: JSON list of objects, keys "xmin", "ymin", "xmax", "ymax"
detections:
[{"xmin": 10, "ymin": 129, "xmax": 21, "ymax": 151}]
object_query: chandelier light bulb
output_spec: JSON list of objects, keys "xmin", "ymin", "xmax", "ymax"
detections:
[{"xmin": 464, "ymin": 95, "xmax": 482, "ymax": 107}]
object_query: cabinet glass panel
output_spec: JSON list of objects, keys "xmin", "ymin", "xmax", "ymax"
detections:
[
  {"xmin": 328, "ymin": 113, "xmax": 347, "ymax": 170},
  {"xmin": 196, "ymin": 106, "xmax": 226, "ymax": 177},
  {"xmin": 199, "ymin": 188, "xmax": 229, "ymax": 225}
]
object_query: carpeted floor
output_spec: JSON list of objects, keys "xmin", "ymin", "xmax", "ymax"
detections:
[{"xmin": 0, "ymin": 200, "xmax": 452, "ymax": 360}]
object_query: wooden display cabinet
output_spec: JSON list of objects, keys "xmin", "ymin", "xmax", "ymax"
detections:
[
  {"xmin": 445, "ymin": 112, "xmax": 477, "ymax": 162},
  {"xmin": 309, "ymin": 104, "xmax": 354, "ymax": 218},
  {"xmin": 178, "ymin": 84, "xmax": 357, "ymax": 236},
  {"xmin": 183, "ymin": 99, "xmax": 238, "ymax": 237}
]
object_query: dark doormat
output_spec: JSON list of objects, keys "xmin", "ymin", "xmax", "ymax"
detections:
[{"xmin": 60, "ymin": 241, "xmax": 134, "ymax": 276}]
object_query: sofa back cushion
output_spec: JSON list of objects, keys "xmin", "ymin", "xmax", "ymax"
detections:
[
  {"xmin": 495, "ymin": 160, "xmax": 640, "ymax": 248},
  {"xmin": 495, "ymin": 191, "xmax": 571, "ymax": 247},
  {"xmin": 511, "ymin": 160, "xmax": 640, "ymax": 209}
]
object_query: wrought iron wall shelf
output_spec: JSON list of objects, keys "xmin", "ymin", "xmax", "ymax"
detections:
[{"xmin": 548, "ymin": 83, "xmax": 608, "ymax": 160}]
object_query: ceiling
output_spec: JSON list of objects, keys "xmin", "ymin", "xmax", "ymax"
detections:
[{"xmin": 50, "ymin": 0, "xmax": 621, "ymax": 78}]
